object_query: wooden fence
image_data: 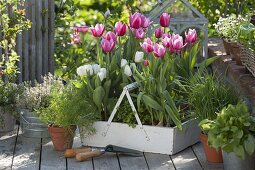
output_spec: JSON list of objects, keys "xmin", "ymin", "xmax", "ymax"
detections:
[{"xmin": 8, "ymin": 0, "xmax": 55, "ymax": 83}]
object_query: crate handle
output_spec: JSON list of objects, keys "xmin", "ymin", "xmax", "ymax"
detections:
[
  {"xmin": 102, "ymin": 82, "xmax": 150, "ymax": 141},
  {"xmin": 20, "ymin": 111, "xmax": 46, "ymax": 126}
]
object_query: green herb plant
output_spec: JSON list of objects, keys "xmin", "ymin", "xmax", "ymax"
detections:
[{"xmin": 200, "ymin": 102, "xmax": 255, "ymax": 160}]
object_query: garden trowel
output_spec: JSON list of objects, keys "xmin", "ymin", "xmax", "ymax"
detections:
[{"xmin": 74, "ymin": 145, "xmax": 143, "ymax": 162}]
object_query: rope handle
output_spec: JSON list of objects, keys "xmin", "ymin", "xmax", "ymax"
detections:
[{"xmin": 20, "ymin": 111, "xmax": 46, "ymax": 126}]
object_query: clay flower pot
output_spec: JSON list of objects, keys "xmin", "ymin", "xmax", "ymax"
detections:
[
  {"xmin": 222, "ymin": 39, "xmax": 231, "ymax": 55},
  {"xmin": 230, "ymin": 43, "xmax": 242, "ymax": 66},
  {"xmin": 48, "ymin": 125, "xmax": 76, "ymax": 151},
  {"xmin": 0, "ymin": 112, "xmax": 16, "ymax": 132},
  {"xmin": 200, "ymin": 133, "xmax": 223, "ymax": 163}
]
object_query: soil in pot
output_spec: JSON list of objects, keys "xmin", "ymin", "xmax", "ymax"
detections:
[
  {"xmin": 200, "ymin": 133, "xmax": 223, "ymax": 163},
  {"xmin": 0, "ymin": 112, "xmax": 16, "ymax": 132},
  {"xmin": 230, "ymin": 43, "xmax": 242, "ymax": 65},
  {"xmin": 48, "ymin": 125, "xmax": 76, "ymax": 151},
  {"xmin": 222, "ymin": 39, "xmax": 231, "ymax": 55}
]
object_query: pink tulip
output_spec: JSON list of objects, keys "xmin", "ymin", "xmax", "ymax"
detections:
[
  {"xmin": 153, "ymin": 43, "xmax": 166, "ymax": 58},
  {"xmin": 129, "ymin": 12, "xmax": 142, "ymax": 29},
  {"xmin": 160, "ymin": 13, "xmax": 170, "ymax": 27},
  {"xmin": 162, "ymin": 33, "xmax": 171, "ymax": 39},
  {"xmin": 70, "ymin": 32, "xmax": 80, "ymax": 45},
  {"xmin": 101, "ymin": 38, "xmax": 115, "ymax": 53},
  {"xmin": 170, "ymin": 34, "xmax": 184, "ymax": 53},
  {"xmin": 143, "ymin": 60, "xmax": 149, "ymax": 66},
  {"xmin": 114, "ymin": 21, "xmax": 127, "ymax": 36},
  {"xmin": 162, "ymin": 34, "xmax": 172, "ymax": 48},
  {"xmin": 185, "ymin": 29, "xmax": 197, "ymax": 44},
  {"xmin": 155, "ymin": 28, "xmax": 163, "ymax": 38},
  {"xmin": 141, "ymin": 38, "xmax": 154, "ymax": 53},
  {"xmin": 141, "ymin": 15, "xmax": 152, "ymax": 28},
  {"xmin": 73, "ymin": 25, "xmax": 89, "ymax": 33},
  {"xmin": 134, "ymin": 28, "xmax": 145, "ymax": 39},
  {"xmin": 104, "ymin": 31, "xmax": 117, "ymax": 42},
  {"xmin": 90, "ymin": 24, "xmax": 105, "ymax": 37}
]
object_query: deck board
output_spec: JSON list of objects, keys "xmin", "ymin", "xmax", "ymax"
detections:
[
  {"xmin": 192, "ymin": 142, "xmax": 224, "ymax": 170},
  {"xmin": 0, "ymin": 127, "xmax": 18, "ymax": 170},
  {"xmin": 171, "ymin": 147, "xmax": 202, "ymax": 170},
  {"xmin": 93, "ymin": 152, "xmax": 120, "ymax": 170},
  {"xmin": 144, "ymin": 153, "xmax": 175, "ymax": 170},
  {"xmin": 118, "ymin": 154, "xmax": 148, "ymax": 170},
  {"xmin": 40, "ymin": 138, "xmax": 66, "ymax": 170},
  {"xmin": 12, "ymin": 129, "xmax": 41, "ymax": 170}
]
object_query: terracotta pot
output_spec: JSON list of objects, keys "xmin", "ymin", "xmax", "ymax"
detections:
[
  {"xmin": 200, "ymin": 133, "xmax": 223, "ymax": 163},
  {"xmin": 48, "ymin": 125, "xmax": 76, "ymax": 151},
  {"xmin": 0, "ymin": 112, "xmax": 16, "ymax": 132},
  {"xmin": 222, "ymin": 39, "xmax": 231, "ymax": 55},
  {"xmin": 230, "ymin": 43, "xmax": 242, "ymax": 66}
]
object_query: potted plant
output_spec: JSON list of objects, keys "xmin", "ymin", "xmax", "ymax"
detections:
[
  {"xmin": 38, "ymin": 83, "xmax": 99, "ymax": 151},
  {"xmin": 214, "ymin": 14, "xmax": 247, "ymax": 64},
  {"xmin": 17, "ymin": 74, "xmax": 63, "ymax": 138},
  {"xmin": 0, "ymin": 80, "xmax": 20, "ymax": 132},
  {"xmin": 188, "ymin": 72, "xmax": 239, "ymax": 163},
  {"xmin": 200, "ymin": 102, "xmax": 255, "ymax": 170}
]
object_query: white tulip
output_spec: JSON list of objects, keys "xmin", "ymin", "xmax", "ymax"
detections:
[
  {"xmin": 84, "ymin": 64, "xmax": 93, "ymax": 76},
  {"xmin": 100, "ymin": 68, "xmax": 107, "ymax": 77},
  {"xmin": 134, "ymin": 51, "xmax": 144, "ymax": 63},
  {"xmin": 97, "ymin": 71, "xmax": 105, "ymax": 81},
  {"xmin": 92, "ymin": 64, "xmax": 101, "ymax": 74},
  {"xmin": 130, "ymin": 63, "xmax": 136, "ymax": 71},
  {"xmin": 77, "ymin": 65, "xmax": 87, "ymax": 76},
  {"xmin": 124, "ymin": 65, "xmax": 132, "ymax": 77},
  {"xmin": 121, "ymin": 59, "xmax": 128, "ymax": 67}
]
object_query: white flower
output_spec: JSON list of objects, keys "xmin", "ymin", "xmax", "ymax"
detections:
[
  {"xmin": 130, "ymin": 63, "xmax": 136, "ymax": 71},
  {"xmin": 92, "ymin": 64, "xmax": 101, "ymax": 74},
  {"xmin": 121, "ymin": 59, "xmax": 128, "ymax": 67},
  {"xmin": 97, "ymin": 68, "xmax": 107, "ymax": 81},
  {"xmin": 124, "ymin": 65, "xmax": 132, "ymax": 77},
  {"xmin": 104, "ymin": 9, "xmax": 111, "ymax": 18},
  {"xmin": 135, "ymin": 51, "xmax": 144, "ymax": 63},
  {"xmin": 85, "ymin": 64, "xmax": 93, "ymax": 75},
  {"xmin": 77, "ymin": 65, "xmax": 87, "ymax": 76}
]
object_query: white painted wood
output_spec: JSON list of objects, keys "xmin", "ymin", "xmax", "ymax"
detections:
[
  {"xmin": 67, "ymin": 134, "xmax": 93, "ymax": 170},
  {"xmin": 144, "ymin": 153, "xmax": 175, "ymax": 170},
  {"xmin": 192, "ymin": 143, "xmax": 223, "ymax": 170},
  {"xmin": 12, "ymin": 130, "xmax": 41, "ymax": 170},
  {"xmin": 0, "ymin": 128, "xmax": 18, "ymax": 170},
  {"xmin": 80, "ymin": 119, "xmax": 200, "ymax": 155},
  {"xmin": 40, "ymin": 138, "xmax": 66, "ymax": 170},
  {"xmin": 118, "ymin": 154, "xmax": 148, "ymax": 170},
  {"xmin": 93, "ymin": 152, "xmax": 120, "ymax": 170},
  {"xmin": 171, "ymin": 147, "xmax": 202, "ymax": 170}
]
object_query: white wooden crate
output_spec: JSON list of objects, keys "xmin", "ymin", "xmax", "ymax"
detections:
[{"xmin": 79, "ymin": 83, "xmax": 200, "ymax": 155}]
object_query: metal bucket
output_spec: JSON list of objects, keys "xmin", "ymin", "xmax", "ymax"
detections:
[
  {"xmin": 20, "ymin": 109, "xmax": 50, "ymax": 138},
  {"xmin": 223, "ymin": 151, "xmax": 255, "ymax": 170}
]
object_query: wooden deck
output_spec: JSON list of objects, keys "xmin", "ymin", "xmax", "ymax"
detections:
[{"xmin": 0, "ymin": 126, "xmax": 224, "ymax": 170}]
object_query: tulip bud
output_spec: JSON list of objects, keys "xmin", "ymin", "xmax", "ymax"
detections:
[
  {"xmin": 77, "ymin": 65, "xmax": 87, "ymax": 76},
  {"xmin": 121, "ymin": 59, "xmax": 128, "ymax": 67},
  {"xmin": 162, "ymin": 36, "xmax": 172, "ymax": 48},
  {"xmin": 70, "ymin": 32, "xmax": 81, "ymax": 45},
  {"xmin": 101, "ymin": 38, "xmax": 116, "ymax": 53},
  {"xmin": 73, "ymin": 25, "xmax": 89, "ymax": 33},
  {"xmin": 134, "ymin": 28, "xmax": 145, "ymax": 39},
  {"xmin": 143, "ymin": 60, "xmax": 149, "ymax": 66},
  {"xmin": 114, "ymin": 21, "xmax": 127, "ymax": 36},
  {"xmin": 153, "ymin": 43, "xmax": 166, "ymax": 58},
  {"xmin": 92, "ymin": 64, "xmax": 101, "ymax": 74},
  {"xmin": 135, "ymin": 51, "xmax": 144, "ymax": 63},
  {"xmin": 97, "ymin": 68, "xmax": 107, "ymax": 81},
  {"xmin": 129, "ymin": 12, "xmax": 142, "ymax": 29},
  {"xmin": 160, "ymin": 13, "xmax": 170, "ymax": 27},
  {"xmin": 170, "ymin": 34, "xmax": 184, "ymax": 53},
  {"xmin": 90, "ymin": 24, "xmax": 105, "ymax": 37},
  {"xmin": 104, "ymin": 31, "xmax": 117, "ymax": 42},
  {"xmin": 141, "ymin": 15, "xmax": 152, "ymax": 28},
  {"xmin": 185, "ymin": 29, "xmax": 197, "ymax": 44},
  {"xmin": 155, "ymin": 27, "xmax": 163, "ymax": 38},
  {"xmin": 141, "ymin": 38, "xmax": 154, "ymax": 53},
  {"xmin": 124, "ymin": 65, "xmax": 132, "ymax": 77}
]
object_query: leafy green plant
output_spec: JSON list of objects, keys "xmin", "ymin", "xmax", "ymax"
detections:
[
  {"xmin": 188, "ymin": 72, "xmax": 239, "ymax": 126},
  {"xmin": 38, "ymin": 84, "xmax": 99, "ymax": 134},
  {"xmin": 238, "ymin": 22, "xmax": 255, "ymax": 51},
  {"xmin": 200, "ymin": 102, "xmax": 255, "ymax": 160}
]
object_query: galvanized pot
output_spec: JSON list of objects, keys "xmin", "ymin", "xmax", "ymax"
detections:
[
  {"xmin": 20, "ymin": 109, "xmax": 50, "ymax": 138},
  {"xmin": 0, "ymin": 110, "xmax": 15, "ymax": 132},
  {"xmin": 223, "ymin": 151, "xmax": 255, "ymax": 170}
]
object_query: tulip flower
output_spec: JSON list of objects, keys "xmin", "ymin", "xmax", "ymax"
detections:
[
  {"xmin": 114, "ymin": 21, "xmax": 127, "ymax": 36},
  {"xmin": 121, "ymin": 59, "xmax": 128, "ymax": 67},
  {"xmin": 92, "ymin": 64, "xmax": 101, "ymax": 74},
  {"xmin": 162, "ymin": 33, "xmax": 171, "ymax": 39},
  {"xmin": 90, "ymin": 24, "xmax": 105, "ymax": 37},
  {"xmin": 185, "ymin": 29, "xmax": 197, "ymax": 44},
  {"xmin": 134, "ymin": 51, "xmax": 144, "ymax": 63},
  {"xmin": 155, "ymin": 27, "xmax": 163, "ymax": 38},
  {"xmin": 129, "ymin": 12, "xmax": 142, "ymax": 29},
  {"xmin": 104, "ymin": 31, "xmax": 117, "ymax": 42},
  {"xmin": 130, "ymin": 63, "xmax": 136, "ymax": 71},
  {"xmin": 153, "ymin": 43, "xmax": 166, "ymax": 58},
  {"xmin": 101, "ymin": 38, "xmax": 115, "ymax": 53},
  {"xmin": 73, "ymin": 25, "xmax": 89, "ymax": 33},
  {"xmin": 143, "ymin": 60, "xmax": 149, "ymax": 66},
  {"xmin": 160, "ymin": 13, "xmax": 170, "ymax": 27},
  {"xmin": 104, "ymin": 9, "xmax": 111, "ymax": 18},
  {"xmin": 141, "ymin": 38, "xmax": 154, "ymax": 53},
  {"xmin": 170, "ymin": 34, "xmax": 184, "ymax": 53},
  {"xmin": 162, "ymin": 35, "xmax": 172, "ymax": 48},
  {"xmin": 134, "ymin": 28, "xmax": 145, "ymax": 39},
  {"xmin": 70, "ymin": 32, "xmax": 81, "ymax": 45},
  {"xmin": 141, "ymin": 15, "xmax": 152, "ymax": 28},
  {"xmin": 97, "ymin": 68, "xmax": 107, "ymax": 81},
  {"xmin": 77, "ymin": 64, "xmax": 93, "ymax": 76},
  {"xmin": 124, "ymin": 65, "xmax": 132, "ymax": 76}
]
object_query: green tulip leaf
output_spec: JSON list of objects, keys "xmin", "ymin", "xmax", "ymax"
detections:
[
  {"xmin": 142, "ymin": 95, "xmax": 163, "ymax": 111},
  {"xmin": 93, "ymin": 86, "xmax": 105, "ymax": 110}
]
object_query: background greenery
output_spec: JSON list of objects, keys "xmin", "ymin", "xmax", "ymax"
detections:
[{"xmin": 54, "ymin": 0, "xmax": 255, "ymax": 78}]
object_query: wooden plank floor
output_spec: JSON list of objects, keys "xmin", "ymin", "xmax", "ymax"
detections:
[{"xmin": 0, "ymin": 126, "xmax": 224, "ymax": 170}]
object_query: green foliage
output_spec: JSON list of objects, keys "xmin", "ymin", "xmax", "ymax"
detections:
[
  {"xmin": 200, "ymin": 102, "xmax": 255, "ymax": 160},
  {"xmin": 0, "ymin": 0, "xmax": 31, "ymax": 80},
  {"xmin": 38, "ymin": 84, "xmax": 99, "ymax": 133},
  {"xmin": 188, "ymin": 72, "xmax": 240, "ymax": 125},
  {"xmin": 238, "ymin": 22, "xmax": 255, "ymax": 51}
]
